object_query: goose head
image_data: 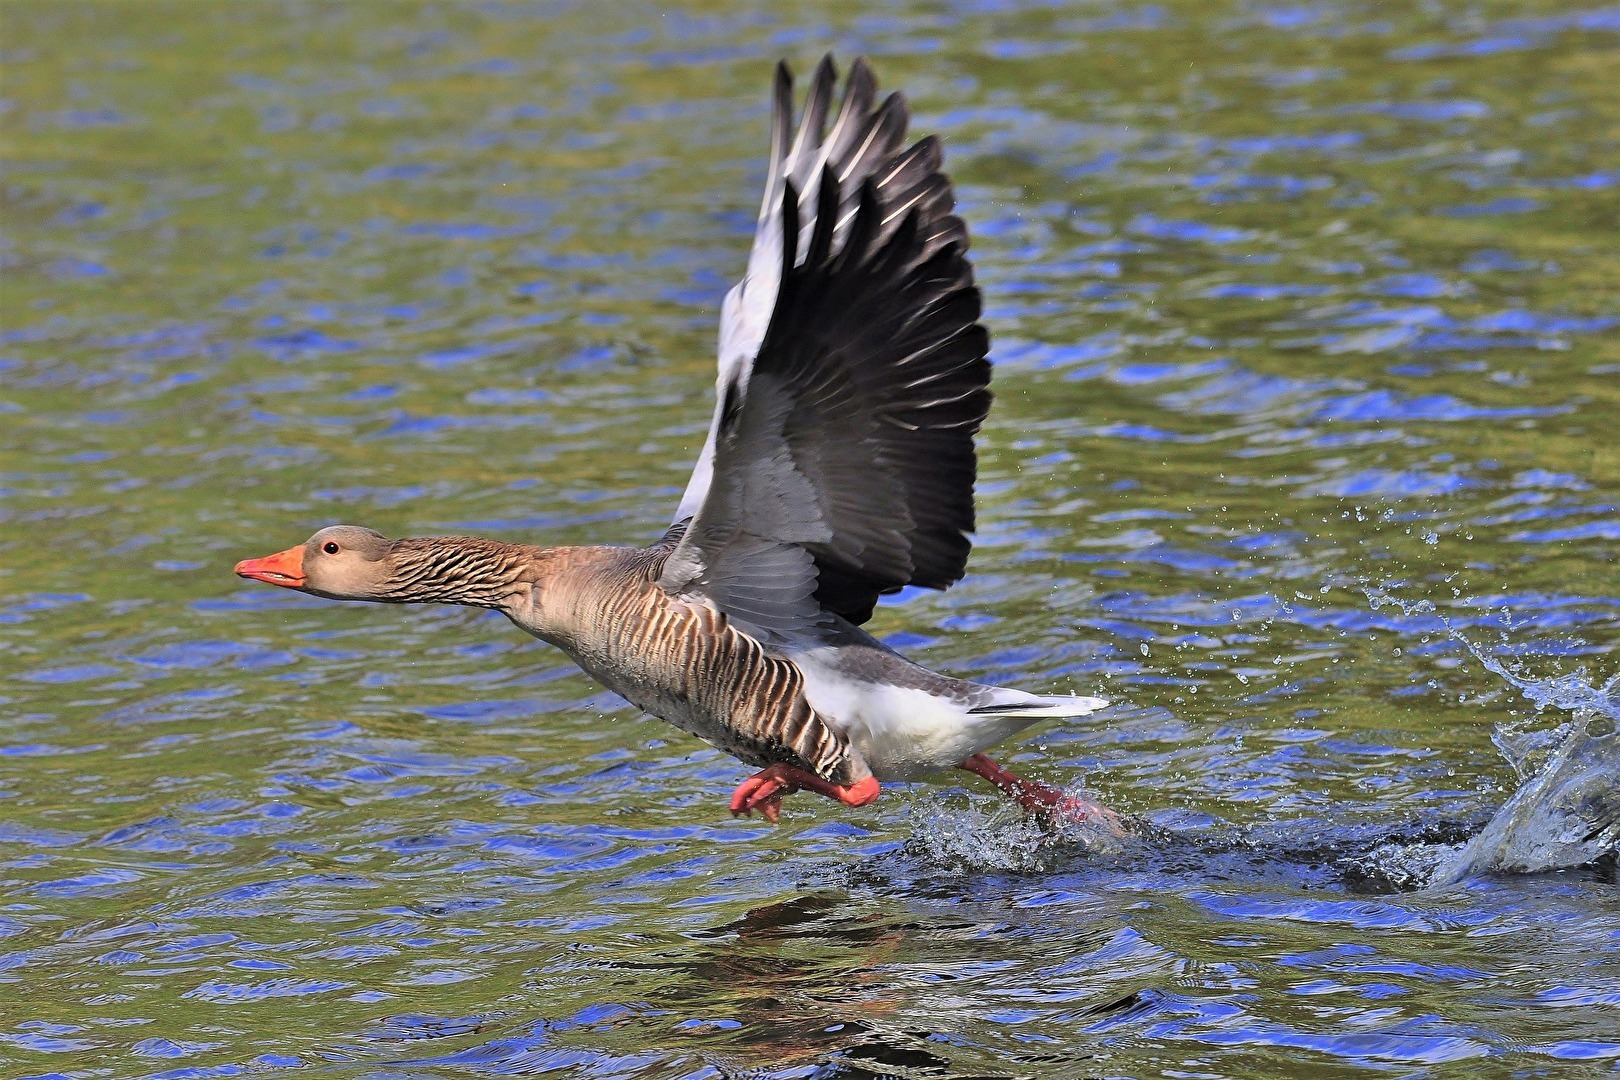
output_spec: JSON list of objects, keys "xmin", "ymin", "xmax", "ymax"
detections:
[{"xmin": 235, "ymin": 525, "xmax": 395, "ymax": 600}]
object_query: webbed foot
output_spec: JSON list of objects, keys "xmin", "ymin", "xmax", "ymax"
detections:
[
  {"xmin": 956, "ymin": 753, "xmax": 1127, "ymax": 835},
  {"xmin": 728, "ymin": 764, "xmax": 881, "ymax": 824}
]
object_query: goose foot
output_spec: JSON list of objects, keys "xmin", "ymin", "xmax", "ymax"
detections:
[
  {"xmin": 956, "ymin": 753, "xmax": 1126, "ymax": 835},
  {"xmin": 729, "ymin": 765, "xmax": 881, "ymax": 824}
]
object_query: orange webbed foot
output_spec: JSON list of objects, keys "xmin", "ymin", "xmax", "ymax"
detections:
[
  {"xmin": 729, "ymin": 766, "xmax": 799, "ymax": 822},
  {"xmin": 728, "ymin": 764, "xmax": 881, "ymax": 824},
  {"xmin": 956, "ymin": 753, "xmax": 1127, "ymax": 836}
]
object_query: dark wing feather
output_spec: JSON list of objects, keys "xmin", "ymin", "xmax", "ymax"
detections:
[
  {"xmin": 673, "ymin": 56, "xmax": 957, "ymax": 525},
  {"xmin": 662, "ymin": 57, "xmax": 990, "ymax": 635}
]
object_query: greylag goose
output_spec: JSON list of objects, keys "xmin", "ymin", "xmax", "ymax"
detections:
[{"xmin": 237, "ymin": 56, "xmax": 1119, "ymax": 829}]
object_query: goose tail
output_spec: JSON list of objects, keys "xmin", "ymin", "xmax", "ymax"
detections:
[{"xmin": 966, "ymin": 693, "xmax": 1110, "ymax": 719}]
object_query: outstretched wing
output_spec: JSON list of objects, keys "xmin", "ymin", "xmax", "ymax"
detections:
[{"xmin": 661, "ymin": 56, "xmax": 990, "ymax": 638}]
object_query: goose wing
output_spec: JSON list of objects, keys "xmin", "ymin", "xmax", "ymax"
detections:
[{"xmin": 661, "ymin": 56, "xmax": 990, "ymax": 638}]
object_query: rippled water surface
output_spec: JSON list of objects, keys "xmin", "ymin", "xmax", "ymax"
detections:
[{"xmin": 4, "ymin": 2, "xmax": 1619, "ymax": 1075}]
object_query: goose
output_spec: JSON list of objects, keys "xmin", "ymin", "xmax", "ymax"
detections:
[{"xmin": 236, "ymin": 56, "xmax": 1120, "ymax": 830}]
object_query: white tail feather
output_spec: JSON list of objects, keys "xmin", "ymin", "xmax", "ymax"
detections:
[{"xmin": 969, "ymin": 693, "xmax": 1110, "ymax": 719}]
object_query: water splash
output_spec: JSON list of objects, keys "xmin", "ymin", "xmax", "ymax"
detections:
[
  {"xmin": 904, "ymin": 785, "xmax": 1127, "ymax": 873},
  {"xmin": 1431, "ymin": 716, "xmax": 1620, "ymax": 884},
  {"xmin": 1366, "ymin": 587, "xmax": 1620, "ymax": 884},
  {"xmin": 906, "ymin": 594, "xmax": 1620, "ymax": 888}
]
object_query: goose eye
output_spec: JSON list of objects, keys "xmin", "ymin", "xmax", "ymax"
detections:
[{"xmin": 322, "ymin": 541, "xmax": 340, "ymax": 555}]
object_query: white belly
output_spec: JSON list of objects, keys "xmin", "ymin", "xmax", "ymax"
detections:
[{"xmin": 793, "ymin": 649, "xmax": 1034, "ymax": 781}]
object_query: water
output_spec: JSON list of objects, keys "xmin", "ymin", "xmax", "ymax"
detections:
[
  {"xmin": 3, "ymin": 1, "xmax": 1619, "ymax": 1074},
  {"xmin": 1351, "ymin": 590, "xmax": 1620, "ymax": 888}
]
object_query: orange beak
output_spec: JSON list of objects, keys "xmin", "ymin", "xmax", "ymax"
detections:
[{"xmin": 234, "ymin": 545, "xmax": 307, "ymax": 589}]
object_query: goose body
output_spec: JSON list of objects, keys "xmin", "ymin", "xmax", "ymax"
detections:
[
  {"xmin": 236, "ymin": 57, "xmax": 1118, "ymax": 827},
  {"xmin": 515, "ymin": 545, "xmax": 1103, "ymax": 787}
]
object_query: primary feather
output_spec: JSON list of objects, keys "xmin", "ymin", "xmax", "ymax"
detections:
[{"xmin": 663, "ymin": 56, "xmax": 991, "ymax": 639}]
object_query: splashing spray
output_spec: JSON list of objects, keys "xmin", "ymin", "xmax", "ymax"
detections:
[{"xmin": 1367, "ymin": 587, "xmax": 1620, "ymax": 884}]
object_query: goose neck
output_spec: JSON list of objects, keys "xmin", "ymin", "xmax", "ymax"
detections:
[{"xmin": 380, "ymin": 536, "xmax": 546, "ymax": 609}]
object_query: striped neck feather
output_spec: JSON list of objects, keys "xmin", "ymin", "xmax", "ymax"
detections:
[{"xmin": 378, "ymin": 536, "xmax": 538, "ymax": 608}]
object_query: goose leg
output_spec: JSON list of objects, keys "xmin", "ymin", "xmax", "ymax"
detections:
[
  {"xmin": 729, "ymin": 764, "xmax": 881, "ymax": 823},
  {"xmin": 956, "ymin": 753, "xmax": 1125, "ymax": 833}
]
